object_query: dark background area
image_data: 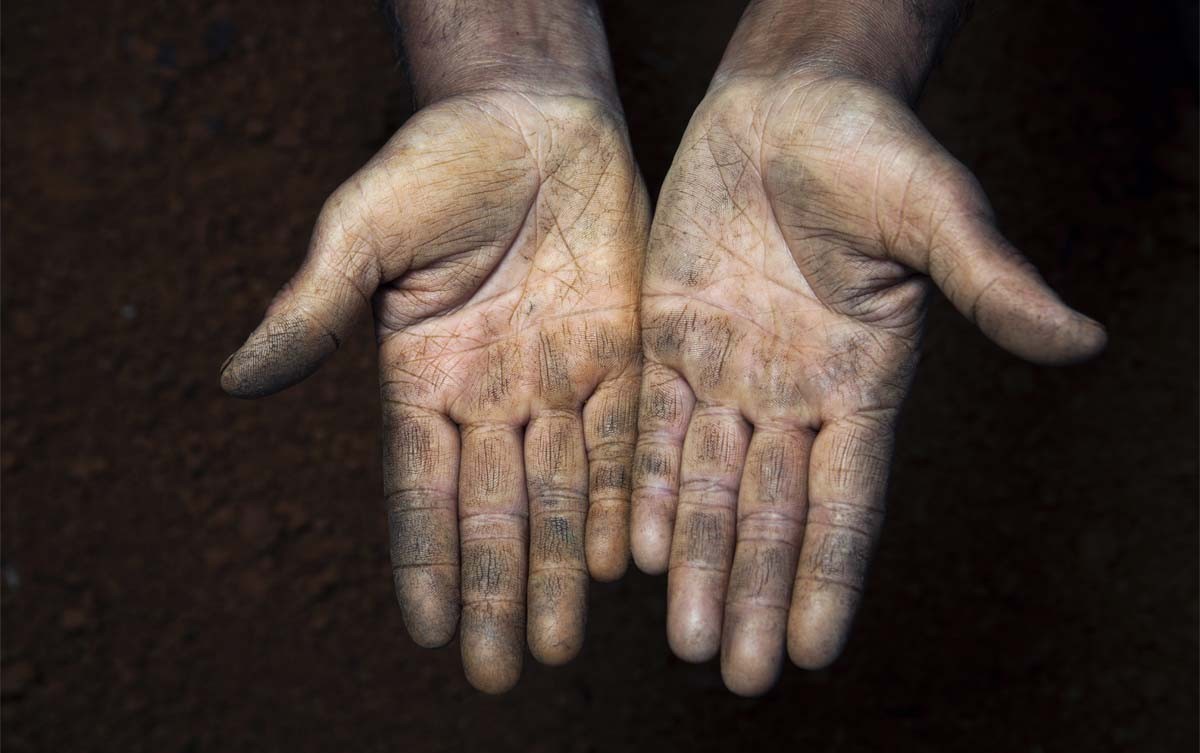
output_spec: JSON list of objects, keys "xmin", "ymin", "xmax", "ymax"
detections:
[{"xmin": 2, "ymin": 0, "xmax": 1196, "ymax": 750}]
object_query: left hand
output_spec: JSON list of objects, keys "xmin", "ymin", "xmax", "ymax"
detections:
[{"xmin": 631, "ymin": 66, "xmax": 1105, "ymax": 696}]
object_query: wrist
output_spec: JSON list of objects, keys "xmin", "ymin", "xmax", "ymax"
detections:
[
  {"xmin": 390, "ymin": 0, "xmax": 621, "ymax": 112},
  {"xmin": 711, "ymin": 0, "xmax": 969, "ymax": 104}
]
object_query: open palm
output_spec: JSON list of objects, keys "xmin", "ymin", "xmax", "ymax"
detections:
[
  {"xmin": 222, "ymin": 92, "xmax": 648, "ymax": 693},
  {"xmin": 631, "ymin": 70, "xmax": 1104, "ymax": 696}
]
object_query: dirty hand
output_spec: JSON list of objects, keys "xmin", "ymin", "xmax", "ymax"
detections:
[
  {"xmin": 220, "ymin": 1, "xmax": 647, "ymax": 693},
  {"xmin": 631, "ymin": 0, "xmax": 1106, "ymax": 696}
]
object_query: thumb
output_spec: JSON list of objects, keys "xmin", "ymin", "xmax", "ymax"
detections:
[
  {"xmin": 921, "ymin": 214, "xmax": 1107, "ymax": 366},
  {"xmin": 220, "ymin": 194, "xmax": 383, "ymax": 398}
]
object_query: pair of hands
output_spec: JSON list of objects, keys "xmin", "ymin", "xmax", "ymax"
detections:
[{"xmin": 221, "ymin": 4, "xmax": 1104, "ymax": 696}]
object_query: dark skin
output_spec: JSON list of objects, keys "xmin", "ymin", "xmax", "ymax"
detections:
[
  {"xmin": 631, "ymin": 0, "xmax": 1105, "ymax": 695},
  {"xmin": 221, "ymin": 0, "xmax": 1105, "ymax": 695},
  {"xmin": 221, "ymin": 0, "xmax": 647, "ymax": 693}
]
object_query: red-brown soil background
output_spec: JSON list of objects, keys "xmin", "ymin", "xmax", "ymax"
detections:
[{"xmin": 2, "ymin": 1, "xmax": 1196, "ymax": 750}]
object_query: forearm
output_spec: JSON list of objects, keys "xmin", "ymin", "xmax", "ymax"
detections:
[
  {"xmin": 386, "ymin": 0, "xmax": 619, "ymax": 110},
  {"xmin": 713, "ymin": 0, "xmax": 973, "ymax": 103}
]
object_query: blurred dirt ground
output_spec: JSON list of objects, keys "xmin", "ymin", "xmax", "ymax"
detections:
[{"xmin": 1, "ymin": 1, "xmax": 1196, "ymax": 751}]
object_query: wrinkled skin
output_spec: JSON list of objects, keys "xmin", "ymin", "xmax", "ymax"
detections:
[
  {"xmin": 631, "ymin": 70, "xmax": 1105, "ymax": 696},
  {"xmin": 221, "ymin": 92, "xmax": 648, "ymax": 693}
]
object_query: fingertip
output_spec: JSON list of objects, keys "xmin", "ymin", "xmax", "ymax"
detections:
[
  {"xmin": 969, "ymin": 273, "xmax": 1109, "ymax": 366},
  {"xmin": 219, "ymin": 352, "xmax": 249, "ymax": 396},
  {"xmin": 667, "ymin": 623, "xmax": 720, "ymax": 664},
  {"xmin": 786, "ymin": 592, "xmax": 852, "ymax": 671},
  {"xmin": 787, "ymin": 629, "xmax": 844, "ymax": 670},
  {"xmin": 667, "ymin": 591, "xmax": 722, "ymax": 663},
  {"xmin": 720, "ymin": 612, "xmax": 785, "ymax": 697},
  {"xmin": 723, "ymin": 669, "xmax": 779, "ymax": 697},
  {"xmin": 630, "ymin": 504, "xmax": 672, "ymax": 575},
  {"xmin": 219, "ymin": 358, "xmax": 292, "ymax": 400},
  {"xmin": 394, "ymin": 569, "xmax": 459, "ymax": 649},
  {"xmin": 527, "ymin": 616, "xmax": 585, "ymax": 667},
  {"xmin": 461, "ymin": 602, "xmax": 525, "ymax": 694},
  {"xmin": 405, "ymin": 616, "xmax": 458, "ymax": 650},
  {"xmin": 991, "ymin": 307, "xmax": 1108, "ymax": 366},
  {"xmin": 219, "ymin": 344, "xmax": 263, "ymax": 398},
  {"xmin": 527, "ymin": 571, "xmax": 587, "ymax": 666},
  {"xmin": 587, "ymin": 547, "xmax": 629, "ymax": 583},
  {"xmin": 631, "ymin": 535, "xmax": 670, "ymax": 575},
  {"xmin": 585, "ymin": 503, "xmax": 630, "ymax": 582},
  {"xmin": 461, "ymin": 637, "xmax": 524, "ymax": 694},
  {"xmin": 528, "ymin": 631, "xmax": 584, "ymax": 667},
  {"xmin": 721, "ymin": 666, "xmax": 778, "ymax": 698},
  {"xmin": 219, "ymin": 312, "xmax": 338, "ymax": 398},
  {"xmin": 464, "ymin": 661, "xmax": 522, "ymax": 695},
  {"xmin": 1063, "ymin": 316, "xmax": 1107, "ymax": 364}
]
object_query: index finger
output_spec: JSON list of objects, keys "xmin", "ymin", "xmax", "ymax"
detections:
[
  {"xmin": 383, "ymin": 400, "xmax": 461, "ymax": 648},
  {"xmin": 788, "ymin": 411, "xmax": 894, "ymax": 669}
]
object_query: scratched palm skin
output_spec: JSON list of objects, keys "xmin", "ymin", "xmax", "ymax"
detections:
[
  {"xmin": 221, "ymin": 93, "xmax": 649, "ymax": 693},
  {"xmin": 631, "ymin": 70, "xmax": 1105, "ymax": 696}
]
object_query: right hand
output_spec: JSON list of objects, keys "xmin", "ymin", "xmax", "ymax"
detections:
[{"xmin": 221, "ymin": 90, "xmax": 648, "ymax": 693}]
